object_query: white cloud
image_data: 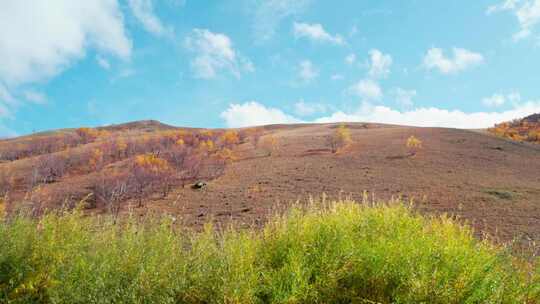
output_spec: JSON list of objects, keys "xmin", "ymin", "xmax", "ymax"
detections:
[
  {"xmin": 293, "ymin": 22, "xmax": 345, "ymax": 45},
  {"xmin": 128, "ymin": 0, "xmax": 170, "ymax": 37},
  {"xmin": 487, "ymin": 0, "xmax": 540, "ymax": 40},
  {"xmin": 0, "ymin": 0, "xmax": 131, "ymax": 86},
  {"xmin": 220, "ymin": 101, "xmax": 301, "ymax": 127},
  {"xmin": 345, "ymin": 53, "xmax": 356, "ymax": 65},
  {"xmin": 221, "ymin": 99, "xmax": 540, "ymax": 129},
  {"xmin": 185, "ymin": 29, "xmax": 253, "ymax": 79},
  {"xmin": 314, "ymin": 101, "xmax": 540, "ymax": 129},
  {"xmin": 347, "ymin": 79, "xmax": 383, "ymax": 100},
  {"xmin": 423, "ymin": 47, "xmax": 484, "ymax": 74},
  {"xmin": 23, "ymin": 90, "xmax": 47, "ymax": 104},
  {"xmin": 367, "ymin": 49, "xmax": 392, "ymax": 79},
  {"xmin": 298, "ymin": 60, "xmax": 319, "ymax": 83},
  {"xmin": 294, "ymin": 100, "xmax": 327, "ymax": 116},
  {"xmin": 393, "ymin": 88, "xmax": 417, "ymax": 108},
  {"xmin": 96, "ymin": 55, "xmax": 111, "ymax": 70},
  {"xmin": 252, "ymin": 0, "xmax": 311, "ymax": 42},
  {"xmin": 482, "ymin": 92, "xmax": 521, "ymax": 107}
]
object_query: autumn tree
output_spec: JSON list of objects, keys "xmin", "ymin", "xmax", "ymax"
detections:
[
  {"xmin": 329, "ymin": 124, "xmax": 353, "ymax": 153},
  {"xmin": 91, "ymin": 171, "xmax": 129, "ymax": 217},
  {"xmin": 130, "ymin": 154, "xmax": 172, "ymax": 207},
  {"xmin": 261, "ymin": 135, "xmax": 279, "ymax": 156},
  {"xmin": 221, "ymin": 130, "xmax": 240, "ymax": 148},
  {"xmin": 31, "ymin": 153, "xmax": 67, "ymax": 186},
  {"xmin": 406, "ymin": 135, "xmax": 423, "ymax": 156},
  {"xmin": 76, "ymin": 127, "xmax": 101, "ymax": 144},
  {"xmin": 88, "ymin": 148, "xmax": 105, "ymax": 171}
]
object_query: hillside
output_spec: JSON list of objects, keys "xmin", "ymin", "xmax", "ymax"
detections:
[
  {"xmin": 488, "ymin": 113, "xmax": 540, "ymax": 144},
  {"xmin": 1, "ymin": 121, "xmax": 540, "ymax": 246}
]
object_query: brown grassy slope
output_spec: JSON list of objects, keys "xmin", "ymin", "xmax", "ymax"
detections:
[{"xmin": 2, "ymin": 121, "xmax": 540, "ymax": 246}]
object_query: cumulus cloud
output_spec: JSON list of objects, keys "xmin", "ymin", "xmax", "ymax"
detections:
[
  {"xmin": 487, "ymin": 0, "xmax": 540, "ymax": 40},
  {"xmin": 347, "ymin": 79, "xmax": 383, "ymax": 101},
  {"xmin": 293, "ymin": 100, "xmax": 327, "ymax": 117},
  {"xmin": 128, "ymin": 0, "xmax": 170, "ymax": 37},
  {"xmin": 185, "ymin": 29, "xmax": 253, "ymax": 79},
  {"xmin": 314, "ymin": 102, "xmax": 540, "ymax": 129},
  {"xmin": 252, "ymin": 0, "xmax": 311, "ymax": 42},
  {"xmin": 367, "ymin": 49, "xmax": 392, "ymax": 79},
  {"xmin": 423, "ymin": 48, "xmax": 484, "ymax": 74},
  {"xmin": 393, "ymin": 88, "xmax": 417, "ymax": 108},
  {"xmin": 297, "ymin": 60, "xmax": 319, "ymax": 83},
  {"xmin": 0, "ymin": 0, "xmax": 131, "ymax": 86},
  {"xmin": 220, "ymin": 101, "xmax": 301, "ymax": 127},
  {"xmin": 293, "ymin": 22, "xmax": 345, "ymax": 45},
  {"xmin": 221, "ymin": 99, "xmax": 540, "ymax": 129}
]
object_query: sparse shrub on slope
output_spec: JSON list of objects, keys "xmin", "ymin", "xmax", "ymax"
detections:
[
  {"xmin": 329, "ymin": 124, "xmax": 353, "ymax": 153},
  {"xmin": 0, "ymin": 200, "xmax": 538, "ymax": 303}
]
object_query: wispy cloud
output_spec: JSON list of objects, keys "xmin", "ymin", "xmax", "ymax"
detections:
[
  {"xmin": 128, "ymin": 0, "xmax": 172, "ymax": 37},
  {"xmin": 252, "ymin": 0, "xmax": 312, "ymax": 42},
  {"xmin": 297, "ymin": 60, "xmax": 319, "ymax": 83},
  {"xmin": 185, "ymin": 29, "xmax": 253, "ymax": 79},
  {"xmin": 293, "ymin": 22, "xmax": 345, "ymax": 45},
  {"xmin": 487, "ymin": 0, "xmax": 540, "ymax": 40}
]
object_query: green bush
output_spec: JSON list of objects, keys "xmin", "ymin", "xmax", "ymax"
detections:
[{"xmin": 0, "ymin": 200, "xmax": 538, "ymax": 303}]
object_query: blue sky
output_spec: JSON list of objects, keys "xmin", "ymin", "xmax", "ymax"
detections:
[{"xmin": 1, "ymin": 0, "xmax": 540, "ymax": 137}]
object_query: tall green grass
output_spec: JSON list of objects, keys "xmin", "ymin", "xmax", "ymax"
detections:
[{"xmin": 0, "ymin": 200, "xmax": 538, "ymax": 303}]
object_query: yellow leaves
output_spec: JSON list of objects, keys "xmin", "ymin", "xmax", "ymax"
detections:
[
  {"xmin": 176, "ymin": 138, "xmax": 185, "ymax": 146},
  {"xmin": 406, "ymin": 136, "xmax": 422, "ymax": 156},
  {"xmin": 488, "ymin": 117, "xmax": 540, "ymax": 144},
  {"xmin": 89, "ymin": 148, "xmax": 104, "ymax": 170},
  {"xmin": 116, "ymin": 138, "xmax": 128, "ymax": 152},
  {"xmin": 135, "ymin": 154, "xmax": 170, "ymax": 173},
  {"xmin": 222, "ymin": 130, "xmax": 240, "ymax": 146},
  {"xmin": 198, "ymin": 140, "xmax": 215, "ymax": 152},
  {"xmin": 330, "ymin": 124, "xmax": 353, "ymax": 153},
  {"xmin": 0, "ymin": 197, "xmax": 5, "ymax": 219},
  {"xmin": 217, "ymin": 148, "xmax": 236, "ymax": 163},
  {"xmin": 76, "ymin": 127, "xmax": 109, "ymax": 143},
  {"xmin": 406, "ymin": 136, "xmax": 422, "ymax": 149}
]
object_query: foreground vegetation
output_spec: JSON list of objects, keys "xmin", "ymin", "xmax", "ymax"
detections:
[{"xmin": 1, "ymin": 200, "xmax": 539, "ymax": 303}]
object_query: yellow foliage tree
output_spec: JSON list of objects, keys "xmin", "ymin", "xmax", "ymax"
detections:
[
  {"xmin": 406, "ymin": 136, "xmax": 422, "ymax": 156},
  {"xmin": 222, "ymin": 130, "xmax": 240, "ymax": 147},
  {"xmin": 89, "ymin": 148, "xmax": 104, "ymax": 170},
  {"xmin": 262, "ymin": 135, "xmax": 279, "ymax": 156},
  {"xmin": 217, "ymin": 148, "xmax": 236, "ymax": 163},
  {"xmin": 331, "ymin": 124, "xmax": 353, "ymax": 153}
]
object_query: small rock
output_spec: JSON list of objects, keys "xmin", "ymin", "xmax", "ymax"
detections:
[{"xmin": 192, "ymin": 181, "xmax": 207, "ymax": 189}]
